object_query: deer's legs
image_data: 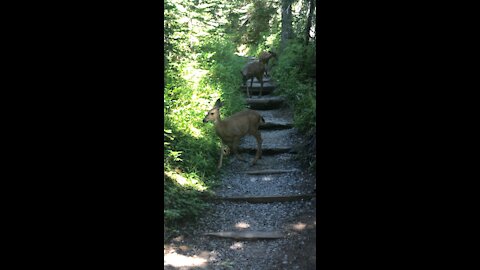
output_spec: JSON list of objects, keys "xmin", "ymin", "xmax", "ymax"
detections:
[
  {"xmin": 217, "ymin": 145, "xmax": 232, "ymax": 169},
  {"xmin": 217, "ymin": 146, "xmax": 225, "ymax": 169},
  {"xmin": 232, "ymin": 139, "xmax": 246, "ymax": 162},
  {"xmin": 256, "ymin": 75, "xmax": 263, "ymax": 97},
  {"xmin": 259, "ymin": 78, "xmax": 263, "ymax": 97},
  {"xmin": 248, "ymin": 78, "xmax": 254, "ymax": 98},
  {"xmin": 251, "ymin": 131, "xmax": 263, "ymax": 166}
]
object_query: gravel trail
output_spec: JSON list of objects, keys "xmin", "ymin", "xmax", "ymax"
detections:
[{"xmin": 165, "ymin": 72, "xmax": 316, "ymax": 270}]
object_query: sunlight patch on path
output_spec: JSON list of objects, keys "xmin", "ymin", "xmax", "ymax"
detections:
[
  {"xmin": 235, "ymin": 221, "xmax": 250, "ymax": 229},
  {"xmin": 164, "ymin": 251, "xmax": 208, "ymax": 268},
  {"xmin": 229, "ymin": 241, "xmax": 245, "ymax": 250},
  {"xmin": 292, "ymin": 222, "xmax": 307, "ymax": 231}
]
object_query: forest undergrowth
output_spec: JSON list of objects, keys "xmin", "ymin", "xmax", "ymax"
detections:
[{"xmin": 164, "ymin": 0, "xmax": 316, "ymax": 238}]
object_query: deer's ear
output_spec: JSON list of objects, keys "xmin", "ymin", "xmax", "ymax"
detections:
[{"xmin": 215, "ymin": 99, "xmax": 223, "ymax": 108}]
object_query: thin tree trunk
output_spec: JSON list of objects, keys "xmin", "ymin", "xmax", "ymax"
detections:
[
  {"xmin": 305, "ymin": 0, "xmax": 315, "ymax": 45},
  {"xmin": 280, "ymin": 0, "xmax": 293, "ymax": 52}
]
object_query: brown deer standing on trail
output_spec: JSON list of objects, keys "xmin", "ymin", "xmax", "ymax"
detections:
[
  {"xmin": 258, "ymin": 50, "xmax": 277, "ymax": 77},
  {"xmin": 203, "ymin": 99, "xmax": 265, "ymax": 169},
  {"xmin": 241, "ymin": 60, "xmax": 265, "ymax": 98}
]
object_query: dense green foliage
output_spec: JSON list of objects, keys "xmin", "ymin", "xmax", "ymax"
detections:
[
  {"xmin": 164, "ymin": 0, "xmax": 316, "ymax": 236},
  {"xmin": 164, "ymin": 0, "xmax": 249, "ymax": 234},
  {"xmin": 271, "ymin": 40, "xmax": 316, "ymax": 133}
]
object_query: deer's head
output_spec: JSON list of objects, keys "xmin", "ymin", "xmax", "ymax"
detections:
[{"xmin": 202, "ymin": 99, "xmax": 223, "ymax": 123}]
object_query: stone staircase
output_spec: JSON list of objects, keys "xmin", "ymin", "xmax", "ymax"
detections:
[
  {"xmin": 164, "ymin": 58, "xmax": 316, "ymax": 270},
  {"xmin": 208, "ymin": 73, "xmax": 315, "ymax": 219}
]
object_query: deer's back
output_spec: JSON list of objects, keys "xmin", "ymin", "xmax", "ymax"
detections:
[
  {"xmin": 215, "ymin": 110, "xmax": 261, "ymax": 141},
  {"xmin": 242, "ymin": 61, "xmax": 265, "ymax": 78}
]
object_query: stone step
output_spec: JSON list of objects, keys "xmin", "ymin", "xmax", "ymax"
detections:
[
  {"xmin": 214, "ymin": 154, "xmax": 315, "ymax": 197},
  {"xmin": 239, "ymin": 129, "xmax": 300, "ymax": 154},
  {"xmin": 246, "ymin": 96, "xmax": 284, "ymax": 110},
  {"xmin": 203, "ymin": 231, "xmax": 283, "ymax": 240},
  {"xmin": 241, "ymin": 89, "xmax": 274, "ymax": 97},
  {"xmin": 241, "ymin": 81, "xmax": 275, "ymax": 89},
  {"xmin": 238, "ymin": 146, "xmax": 294, "ymax": 155},
  {"xmin": 259, "ymin": 120, "xmax": 293, "ymax": 130},
  {"xmin": 245, "ymin": 169, "xmax": 299, "ymax": 175},
  {"xmin": 258, "ymin": 109, "xmax": 294, "ymax": 127},
  {"xmin": 252, "ymin": 77, "xmax": 271, "ymax": 83},
  {"xmin": 211, "ymin": 194, "xmax": 316, "ymax": 203},
  {"xmin": 242, "ymin": 88, "xmax": 274, "ymax": 96}
]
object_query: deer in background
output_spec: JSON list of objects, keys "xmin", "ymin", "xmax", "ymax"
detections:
[
  {"xmin": 241, "ymin": 60, "xmax": 265, "ymax": 98},
  {"xmin": 258, "ymin": 50, "xmax": 277, "ymax": 77},
  {"xmin": 203, "ymin": 99, "xmax": 265, "ymax": 169}
]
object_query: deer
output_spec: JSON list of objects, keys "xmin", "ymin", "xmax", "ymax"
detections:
[
  {"xmin": 240, "ymin": 60, "xmax": 266, "ymax": 98},
  {"xmin": 203, "ymin": 99, "xmax": 265, "ymax": 169},
  {"xmin": 258, "ymin": 50, "xmax": 277, "ymax": 77}
]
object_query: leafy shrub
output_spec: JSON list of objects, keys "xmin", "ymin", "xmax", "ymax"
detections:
[
  {"xmin": 164, "ymin": 33, "xmax": 248, "ymax": 232},
  {"xmin": 271, "ymin": 40, "xmax": 316, "ymax": 133}
]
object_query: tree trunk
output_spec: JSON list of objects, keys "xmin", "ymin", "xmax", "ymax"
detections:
[
  {"xmin": 280, "ymin": 0, "xmax": 293, "ymax": 52},
  {"xmin": 305, "ymin": 0, "xmax": 315, "ymax": 45}
]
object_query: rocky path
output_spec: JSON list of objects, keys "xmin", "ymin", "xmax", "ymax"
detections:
[{"xmin": 164, "ymin": 65, "xmax": 316, "ymax": 269}]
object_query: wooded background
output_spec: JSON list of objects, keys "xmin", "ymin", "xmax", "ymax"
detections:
[{"xmin": 164, "ymin": 0, "xmax": 316, "ymax": 233}]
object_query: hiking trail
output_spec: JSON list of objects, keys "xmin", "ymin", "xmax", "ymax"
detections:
[{"xmin": 164, "ymin": 57, "xmax": 316, "ymax": 270}]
